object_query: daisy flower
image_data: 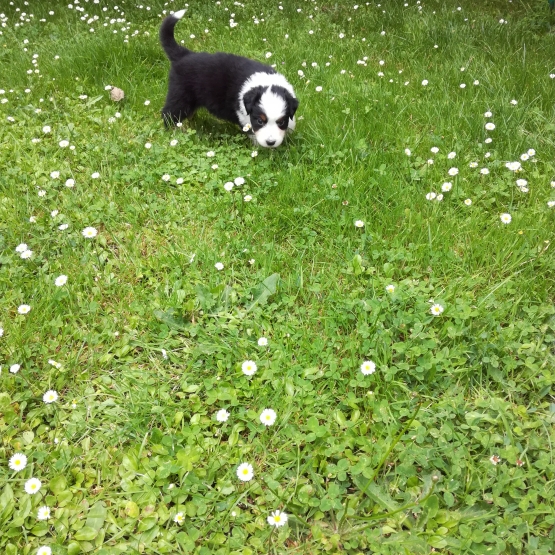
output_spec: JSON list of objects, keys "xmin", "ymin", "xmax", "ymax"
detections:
[
  {"xmin": 55, "ymin": 275, "xmax": 68, "ymax": 287},
  {"xmin": 430, "ymin": 303, "xmax": 444, "ymax": 316},
  {"xmin": 224, "ymin": 182, "xmax": 234, "ymax": 191},
  {"xmin": 404, "ymin": 148, "xmax": 411, "ymax": 156},
  {"xmin": 267, "ymin": 510, "xmax": 288, "ymax": 527},
  {"xmin": 257, "ymin": 337, "xmax": 268, "ymax": 346},
  {"xmin": 505, "ymin": 161, "xmax": 521, "ymax": 171},
  {"xmin": 448, "ymin": 167, "xmax": 459, "ymax": 176},
  {"xmin": 241, "ymin": 360, "xmax": 257, "ymax": 376},
  {"xmin": 236, "ymin": 462, "xmax": 254, "ymax": 482},
  {"xmin": 43, "ymin": 390, "xmax": 59, "ymax": 403},
  {"xmin": 485, "ymin": 123, "xmax": 495, "ymax": 131},
  {"xmin": 21, "ymin": 250, "xmax": 33, "ymax": 259},
  {"xmin": 9, "ymin": 453, "xmax": 27, "ymax": 471},
  {"xmin": 447, "ymin": 151, "xmax": 456, "ymax": 159},
  {"xmin": 234, "ymin": 177, "xmax": 245, "ymax": 186},
  {"xmin": 37, "ymin": 548, "xmax": 52, "ymax": 555},
  {"xmin": 10, "ymin": 364, "xmax": 21, "ymax": 373},
  {"xmin": 464, "ymin": 199, "xmax": 472, "ymax": 206},
  {"xmin": 91, "ymin": 172, "xmax": 100, "ymax": 179},
  {"xmin": 37, "ymin": 506, "xmax": 51, "ymax": 520},
  {"xmin": 18, "ymin": 304, "xmax": 31, "ymax": 314},
  {"xmin": 25, "ymin": 478, "xmax": 42, "ymax": 494},
  {"xmin": 260, "ymin": 408, "xmax": 277, "ymax": 426},
  {"xmin": 354, "ymin": 220, "xmax": 365, "ymax": 228},
  {"xmin": 441, "ymin": 182, "xmax": 452, "ymax": 192},
  {"xmin": 15, "ymin": 243, "xmax": 28, "ymax": 253},
  {"xmin": 360, "ymin": 360, "xmax": 376, "ymax": 375},
  {"xmin": 425, "ymin": 192, "xmax": 437, "ymax": 200},
  {"xmin": 174, "ymin": 512, "xmax": 185, "ymax": 525},
  {"xmin": 385, "ymin": 284, "xmax": 395, "ymax": 293},
  {"xmin": 215, "ymin": 262, "xmax": 224, "ymax": 270},
  {"xmin": 500, "ymin": 213, "xmax": 512, "ymax": 224},
  {"xmin": 82, "ymin": 227, "xmax": 98, "ymax": 238},
  {"xmin": 216, "ymin": 409, "xmax": 230, "ymax": 422}
]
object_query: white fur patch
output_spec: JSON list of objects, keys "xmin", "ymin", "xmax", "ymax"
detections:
[
  {"xmin": 254, "ymin": 90, "xmax": 288, "ymax": 147},
  {"xmin": 173, "ymin": 9, "xmax": 187, "ymax": 19},
  {"xmin": 236, "ymin": 71, "xmax": 296, "ymax": 128},
  {"xmin": 259, "ymin": 91, "xmax": 287, "ymax": 121}
]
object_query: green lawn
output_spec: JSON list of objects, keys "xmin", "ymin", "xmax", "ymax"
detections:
[{"xmin": 1, "ymin": 0, "xmax": 555, "ymax": 553}]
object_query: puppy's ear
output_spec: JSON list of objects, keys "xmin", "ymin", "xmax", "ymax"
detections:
[
  {"xmin": 284, "ymin": 92, "xmax": 299, "ymax": 120},
  {"xmin": 243, "ymin": 86, "xmax": 265, "ymax": 115}
]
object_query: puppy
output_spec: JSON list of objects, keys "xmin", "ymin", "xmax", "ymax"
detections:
[{"xmin": 160, "ymin": 9, "xmax": 299, "ymax": 148}]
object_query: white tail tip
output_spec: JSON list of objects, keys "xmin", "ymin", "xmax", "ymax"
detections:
[{"xmin": 173, "ymin": 9, "xmax": 187, "ymax": 20}]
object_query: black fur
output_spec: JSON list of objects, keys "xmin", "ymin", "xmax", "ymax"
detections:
[{"xmin": 160, "ymin": 14, "xmax": 276, "ymax": 126}]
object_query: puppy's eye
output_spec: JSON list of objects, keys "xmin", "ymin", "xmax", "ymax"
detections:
[
  {"xmin": 276, "ymin": 118, "xmax": 287, "ymax": 128},
  {"xmin": 256, "ymin": 118, "xmax": 265, "ymax": 125}
]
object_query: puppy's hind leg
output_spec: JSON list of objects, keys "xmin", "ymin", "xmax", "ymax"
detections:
[
  {"xmin": 161, "ymin": 102, "xmax": 194, "ymax": 126},
  {"xmin": 161, "ymin": 107, "xmax": 188, "ymax": 126},
  {"xmin": 161, "ymin": 87, "xmax": 195, "ymax": 127}
]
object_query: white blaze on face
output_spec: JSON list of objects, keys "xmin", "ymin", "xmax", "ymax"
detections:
[{"xmin": 255, "ymin": 90, "xmax": 287, "ymax": 148}]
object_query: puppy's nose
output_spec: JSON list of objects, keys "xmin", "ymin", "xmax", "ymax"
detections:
[{"xmin": 266, "ymin": 139, "xmax": 276, "ymax": 146}]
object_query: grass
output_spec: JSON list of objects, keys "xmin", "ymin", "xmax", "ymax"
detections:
[{"xmin": 1, "ymin": 0, "xmax": 555, "ymax": 553}]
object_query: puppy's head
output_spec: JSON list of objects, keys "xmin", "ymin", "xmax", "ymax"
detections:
[{"xmin": 243, "ymin": 85, "xmax": 298, "ymax": 148}]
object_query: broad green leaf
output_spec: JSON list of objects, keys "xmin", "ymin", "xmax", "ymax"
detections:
[
  {"xmin": 84, "ymin": 501, "xmax": 107, "ymax": 532},
  {"xmin": 246, "ymin": 273, "xmax": 279, "ymax": 312},
  {"xmin": 49, "ymin": 475, "xmax": 67, "ymax": 495},
  {"xmin": 74, "ymin": 526, "xmax": 99, "ymax": 541}
]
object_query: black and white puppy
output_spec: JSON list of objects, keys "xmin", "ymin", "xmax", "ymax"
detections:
[{"xmin": 160, "ymin": 9, "xmax": 298, "ymax": 148}]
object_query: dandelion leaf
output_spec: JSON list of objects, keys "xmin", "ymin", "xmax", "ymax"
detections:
[
  {"xmin": 246, "ymin": 273, "xmax": 280, "ymax": 312},
  {"xmin": 153, "ymin": 308, "xmax": 189, "ymax": 330}
]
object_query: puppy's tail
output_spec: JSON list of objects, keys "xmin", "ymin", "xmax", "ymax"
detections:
[{"xmin": 160, "ymin": 9, "xmax": 190, "ymax": 62}]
